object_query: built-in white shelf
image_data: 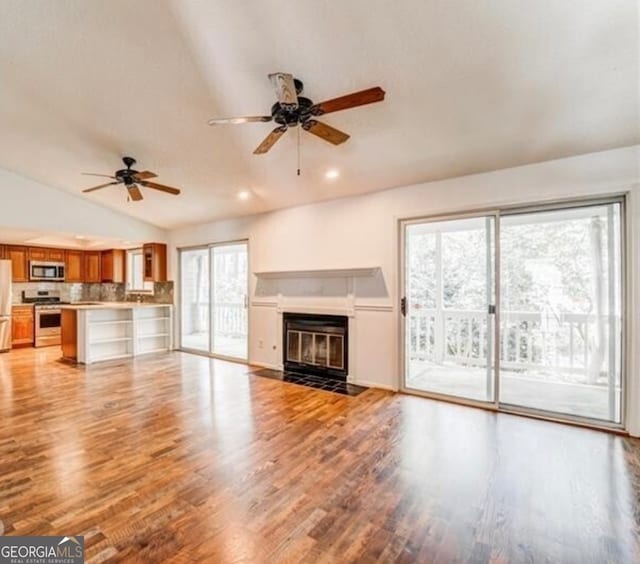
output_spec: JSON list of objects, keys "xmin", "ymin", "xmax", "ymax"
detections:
[
  {"xmin": 138, "ymin": 333, "xmax": 170, "ymax": 339},
  {"xmin": 136, "ymin": 347, "xmax": 170, "ymax": 355},
  {"xmin": 254, "ymin": 267, "xmax": 380, "ymax": 279},
  {"xmin": 90, "ymin": 337, "xmax": 133, "ymax": 345},
  {"xmin": 74, "ymin": 304, "xmax": 173, "ymax": 364},
  {"xmin": 90, "ymin": 352, "xmax": 133, "ymax": 363}
]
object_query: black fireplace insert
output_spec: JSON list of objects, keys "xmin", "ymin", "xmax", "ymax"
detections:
[{"xmin": 282, "ymin": 312, "xmax": 348, "ymax": 381}]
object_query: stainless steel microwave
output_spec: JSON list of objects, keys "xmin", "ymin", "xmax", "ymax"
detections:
[{"xmin": 29, "ymin": 261, "xmax": 66, "ymax": 281}]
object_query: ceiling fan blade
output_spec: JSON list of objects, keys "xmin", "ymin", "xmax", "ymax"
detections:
[
  {"xmin": 303, "ymin": 120, "xmax": 350, "ymax": 145},
  {"xmin": 139, "ymin": 180, "xmax": 181, "ymax": 195},
  {"xmin": 268, "ymin": 72, "xmax": 298, "ymax": 109},
  {"xmin": 82, "ymin": 181, "xmax": 120, "ymax": 193},
  {"xmin": 253, "ymin": 126, "xmax": 287, "ymax": 155},
  {"xmin": 208, "ymin": 116, "xmax": 272, "ymax": 125},
  {"xmin": 312, "ymin": 86, "xmax": 385, "ymax": 115},
  {"xmin": 133, "ymin": 170, "xmax": 157, "ymax": 180},
  {"xmin": 127, "ymin": 184, "xmax": 144, "ymax": 201},
  {"xmin": 81, "ymin": 173, "xmax": 117, "ymax": 179}
]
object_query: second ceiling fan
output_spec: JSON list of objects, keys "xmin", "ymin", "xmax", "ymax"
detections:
[{"xmin": 208, "ymin": 73, "xmax": 385, "ymax": 154}]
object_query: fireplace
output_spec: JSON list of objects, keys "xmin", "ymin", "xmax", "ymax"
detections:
[{"xmin": 283, "ymin": 312, "xmax": 348, "ymax": 381}]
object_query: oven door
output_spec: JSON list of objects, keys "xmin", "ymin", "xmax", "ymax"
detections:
[{"xmin": 35, "ymin": 309, "xmax": 62, "ymax": 347}]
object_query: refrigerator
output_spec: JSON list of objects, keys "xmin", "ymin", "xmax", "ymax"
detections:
[{"xmin": 0, "ymin": 260, "xmax": 11, "ymax": 351}]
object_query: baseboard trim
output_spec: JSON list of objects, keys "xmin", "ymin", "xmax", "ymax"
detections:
[
  {"xmin": 247, "ymin": 361, "xmax": 280, "ymax": 371},
  {"xmin": 355, "ymin": 379, "xmax": 398, "ymax": 392}
]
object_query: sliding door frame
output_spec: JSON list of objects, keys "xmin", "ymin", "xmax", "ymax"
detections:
[
  {"xmin": 178, "ymin": 239, "xmax": 250, "ymax": 364},
  {"xmin": 398, "ymin": 193, "xmax": 628, "ymax": 431}
]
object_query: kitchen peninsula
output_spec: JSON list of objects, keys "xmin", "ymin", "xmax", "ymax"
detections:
[{"xmin": 61, "ymin": 303, "xmax": 172, "ymax": 364}]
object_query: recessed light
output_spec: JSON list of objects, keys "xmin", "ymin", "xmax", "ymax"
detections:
[
  {"xmin": 238, "ymin": 191, "xmax": 251, "ymax": 201},
  {"xmin": 75, "ymin": 235, "xmax": 86, "ymax": 240},
  {"xmin": 325, "ymin": 169, "xmax": 340, "ymax": 180}
]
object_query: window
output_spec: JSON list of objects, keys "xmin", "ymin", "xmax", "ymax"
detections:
[{"xmin": 126, "ymin": 249, "xmax": 153, "ymax": 293}]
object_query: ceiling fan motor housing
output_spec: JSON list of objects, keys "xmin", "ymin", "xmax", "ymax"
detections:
[{"xmin": 272, "ymin": 96, "xmax": 315, "ymax": 127}]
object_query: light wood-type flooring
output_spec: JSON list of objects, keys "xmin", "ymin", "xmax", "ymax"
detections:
[{"xmin": 1, "ymin": 347, "xmax": 639, "ymax": 563}]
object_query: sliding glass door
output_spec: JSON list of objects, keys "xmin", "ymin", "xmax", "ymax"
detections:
[
  {"xmin": 180, "ymin": 241, "xmax": 248, "ymax": 361},
  {"xmin": 180, "ymin": 248, "xmax": 210, "ymax": 352},
  {"xmin": 404, "ymin": 215, "xmax": 496, "ymax": 402},
  {"xmin": 402, "ymin": 198, "xmax": 624, "ymax": 425},
  {"xmin": 211, "ymin": 243, "xmax": 248, "ymax": 360},
  {"xmin": 499, "ymin": 203, "xmax": 622, "ymax": 422}
]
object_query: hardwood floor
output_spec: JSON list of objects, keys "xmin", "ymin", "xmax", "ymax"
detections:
[{"xmin": 1, "ymin": 347, "xmax": 639, "ymax": 563}]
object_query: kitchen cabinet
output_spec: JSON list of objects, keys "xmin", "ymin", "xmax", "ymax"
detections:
[
  {"xmin": 65, "ymin": 251, "xmax": 84, "ymax": 282},
  {"xmin": 0, "ymin": 245, "xmax": 6, "ymax": 260},
  {"xmin": 7, "ymin": 246, "xmax": 29, "ymax": 282},
  {"xmin": 84, "ymin": 251, "xmax": 101, "ymax": 283},
  {"xmin": 28, "ymin": 247, "xmax": 48, "ymax": 261},
  {"xmin": 48, "ymin": 248, "xmax": 66, "ymax": 261},
  {"xmin": 12, "ymin": 305, "xmax": 34, "ymax": 347},
  {"xmin": 30, "ymin": 247, "xmax": 66, "ymax": 262},
  {"xmin": 101, "ymin": 250, "xmax": 125, "ymax": 283},
  {"xmin": 143, "ymin": 243, "xmax": 167, "ymax": 282}
]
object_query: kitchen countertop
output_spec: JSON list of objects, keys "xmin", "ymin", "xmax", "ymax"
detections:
[{"xmin": 60, "ymin": 302, "xmax": 172, "ymax": 310}]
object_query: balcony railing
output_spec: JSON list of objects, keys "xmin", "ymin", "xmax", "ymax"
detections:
[
  {"xmin": 407, "ymin": 307, "xmax": 620, "ymax": 384},
  {"xmin": 187, "ymin": 302, "xmax": 247, "ymax": 338}
]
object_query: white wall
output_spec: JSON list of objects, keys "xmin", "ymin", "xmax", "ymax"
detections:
[
  {"xmin": 169, "ymin": 146, "xmax": 640, "ymax": 433},
  {"xmin": 0, "ymin": 167, "xmax": 166, "ymax": 242}
]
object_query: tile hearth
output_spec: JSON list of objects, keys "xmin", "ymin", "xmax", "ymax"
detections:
[{"xmin": 248, "ymin": 368, "xmax": 367, "ymax": 396}]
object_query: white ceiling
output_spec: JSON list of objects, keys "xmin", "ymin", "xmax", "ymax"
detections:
[
  {"xmin": 0, "ymin": 227, "xmax": 140, "ymax": 250},
  {"xmin": 1, "ymin": 0, "xmax": 637, "ymax": 229}
]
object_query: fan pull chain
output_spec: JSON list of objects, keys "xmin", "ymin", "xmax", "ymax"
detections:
[{"xmin": 297, "ymin": 126, "xmax": 301, "ymax": 176}]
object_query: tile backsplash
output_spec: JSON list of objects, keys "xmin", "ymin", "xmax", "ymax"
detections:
[
  {"xmin": 12, "ymin": 282, "xmax": 84, "ymax": 304},
  {"xmin": 12, "ymin": 282, "xmax": 174, "ymax": 305}
]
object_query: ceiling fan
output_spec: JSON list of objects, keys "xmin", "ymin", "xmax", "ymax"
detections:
[
  {"xmin": 81, "ymin": 156, "xmax": 181, "ymax": 201},
  {"xmin": 208, "ymin": 73, "xmax": 385, "ymax": 154}
]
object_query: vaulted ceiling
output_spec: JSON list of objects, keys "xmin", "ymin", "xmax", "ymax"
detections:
[{"xmin": 1, "ymin": 0, "xmax": 637, "ymax": 228}]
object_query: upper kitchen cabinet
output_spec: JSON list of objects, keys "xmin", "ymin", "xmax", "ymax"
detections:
[
  {"xmin": 65, "ymin": 250, "xmax": 84, "ymax": 282},
  {"xmin": 143, "ymin": 243, "xmax": 167, "ymax": 282},
  {"xmin": 101, "ymin": 250, "xmax": 125, "ymax": 283},
  {"xmin": 0, "ymin": 245, "xmax": 6, "ymax": 260},
  {"xmin": 6, "ymin": 246, "xmax": 29, "ymax": 282},
  {"xmin": 29, "ymin": 247, "xmax": 66, "ymax": 262},
  {"xmin": 84, "ymin": 251, "xmax": 101, "ymax": 283},
  {"xmin": 28, "ymin": 247, "xmax": 48, "ymax": 261},
  {"xmin": 47, "ymin": 248, "xmax": 66, "ymax": 261}
]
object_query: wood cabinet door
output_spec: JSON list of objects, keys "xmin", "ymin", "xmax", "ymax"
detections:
[
  {"xmin": 143, "ymin": 243, "xmax": 167, "ymax": 282},
  {"xmin": 7, "ymin": 246, "xmax": 28, "ymax": 282},
  {"xmin": 12, "ymin": 306, "xmax": 34, "ymax": 346},
  {"xmin": 0, "ymin": 245, "xmax": 6, "ymax": 260},
  {"xmin": 48, "ymin": 248, "xmax": 66, "ymax": 261},
  {"xmin": 65, "ymin": 251, "xmax": 84, "ymax": 282},
  {"xmin": 84, "ymin": 251, "xmax": 101, "ymax": 283},
  {"xmin": 101, "ymin": 250, "xmax": 125, "ymax": 283},
  {"xmin": 28, "ymin": 247, "xmax": 48, "ymax": 261}
]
